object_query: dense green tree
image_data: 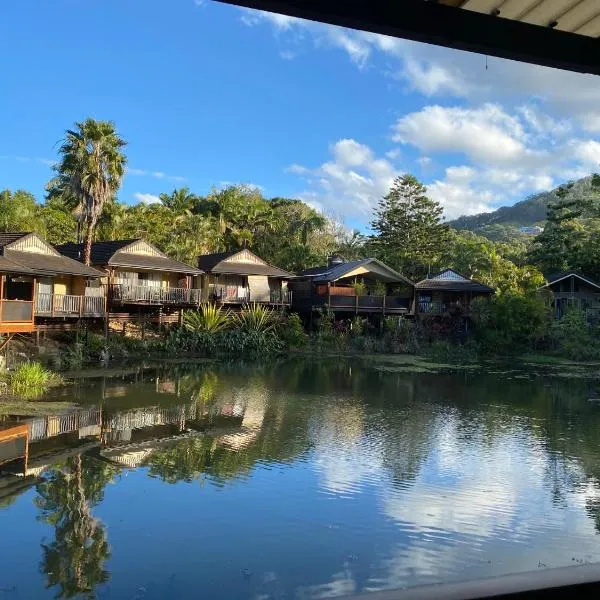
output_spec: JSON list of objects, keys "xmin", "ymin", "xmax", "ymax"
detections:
[
  {"xmin": 0, "ymin": 189, "xmax": 39, "ymax": 232},
  {"xmin": 159, "ymin": 187, "xmax": 197, "ymax": 213},
  {"xmin": 370, "ymin": 175, "xmax": 450, "ymax": 280},
  {"xmin": 54, "ymin": 119, "xmax": 127, "ymax": 264}
]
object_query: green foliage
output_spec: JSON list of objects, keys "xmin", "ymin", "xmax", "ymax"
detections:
[
  {"xmin": 550, "ymin": 309, "xmax": 600, "ymax": 361},
  {"xmin": 276, "ymin": 313, "xmax": 308, "ymax": 348},
  {"xmin": 373, "ymin": 281, "xmax": 387, "ymax": 296},
  {"xmin": 370, "ymin": 174, "xmax": 450, "ymax": 280},
  {"xmin": 472, "ymin": 294, "xmax": 551, "ymax": 355},
  {"xmin": 183, "ymin": 304, "xmax": 230, "ymax": 333},
  {"xmin": 0, "ymin": 189, "xmax": 39, "ymax": 232},
  {"xmin": 350, "ymin": 316, "xmax": 367, "ymax": 336},
  {"xmin": 352, "ymin": 280, "xmax": 367, "ymax": 296},
  {"xmin": 383, "ymin": 317, "xmax": 420, "ymax": 354},
  {"xmin": 52, "ymin": 118, "xmax": 127, "ymax": 264},
  {"xmin": 6, "ymin": 362, "xmax": 63, "ymax": 399},
  {"xmin": 234, "ymin": 303, "xmax": 276, "ymax": 334}
]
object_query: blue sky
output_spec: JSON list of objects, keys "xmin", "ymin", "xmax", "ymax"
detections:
[{"xmin": 2, "ymin": 0, "xmax": 600, "ymax": 229}]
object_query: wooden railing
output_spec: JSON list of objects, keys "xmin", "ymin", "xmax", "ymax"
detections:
[
  {"xmin": 209, "ymin": 284, "xmax": 291, "ymax": 305},
  {"xmin": 109, "ymin": 285, "xmax": 202, "ymax": 305},
  {"xmin": 0, "ymin": 300, "xmax": 34, "ymax": 322},
  {"xmin": 35, "ymin": 294, "xmax": 107, "ymax": 317}
]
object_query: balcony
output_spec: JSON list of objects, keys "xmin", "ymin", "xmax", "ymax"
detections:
[
  {"xmin": 326, "ymin": 295, "xmax": 411, "ymax": 313},
  {"xmin": 109, "ymin": 284, "xmax": 202, "ymax": 306},
  {"xmin": 35, "ymin": 293, "xmax": 107, "ymax": 317},
  {"xmin": 418, "ymin": 301, "xmax": 470, "ymax": 316},
  {"xmin": 209, "ymin": 284, "xmax": 292, "ymax": 305}
]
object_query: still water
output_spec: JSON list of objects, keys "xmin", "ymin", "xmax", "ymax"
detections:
[{"xmin": 2, "ymin": 358, "xmax": 600, "ymax": 598}]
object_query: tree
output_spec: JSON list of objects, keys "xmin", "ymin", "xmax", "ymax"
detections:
[
  {"xmin": 370, "ymin": 175, "xmax": 449, "ymax": 280},
  {"xmin": 55, "ymin": 119, "xmax": 127, "ymax": 264},
  {"xmin": 159, "ymin": 187, "xmax": 197, "ymax": 213},
  {"xmin": 0, "ymin": 189, "xmax": 39, "ymax": 232}
]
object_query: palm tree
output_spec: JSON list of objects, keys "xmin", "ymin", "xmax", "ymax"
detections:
[
  {"xmin": 56, "ymin": 119, "xmax": 127, "ymax": 264},
  {"xmin": 159, "ymin": 187, "xmax": 197, "ymax": 213}
]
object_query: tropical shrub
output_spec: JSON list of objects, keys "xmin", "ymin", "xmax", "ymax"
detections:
[
  {"xmin": 373, "ymin": 281, "xmax": 387, "ymax": 296},
  {"xmin": 183, "ymin": 304, "xmax": 230, "ymax": 333},
  {"xmin": 352, "ymin": 280, "xmax": 367, "ymax": 296},
  {"xmin": 550, "ymin": 309, "xmax": 600, "ymax": 361},
  {"xmin": 276, "ymin": 313, "xmax": 308, "ymax": 348},
  {"xmin": 350, "ymin": 316, "xmax": 367, "ymax": 336},
  {"xmin": 234, "ymin": 303, "xmax": 276, "ymax": 333},
  {"xmin": 7, "ymin": 362, "xmax": 63, "ymax": 399},
  {"xmin": 383, "ymin": 317, "xmax": 420, "ymax": 354}
]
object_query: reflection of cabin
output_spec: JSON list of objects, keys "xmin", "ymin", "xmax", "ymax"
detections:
[
  {"xmin": 58, "ymin": 239, "xmax": 203, "ymax": 313},
  {"xmin": 0, "ymin": 232, "xmax": 104, "ymax": 336},
  {"xmin": 198, "ymin": 249, "xmax": 293, "ymax": 305},
  {"xmin": 415, "ymin": 269, "xmax": 494, "ymax": 316},
  {"xmin": 290, "ymin": 257, "xmax": 414, "ymax": 315},
  {"xmin": 539, "ymin": 272, "xmax": 600, "ymax": 319}
]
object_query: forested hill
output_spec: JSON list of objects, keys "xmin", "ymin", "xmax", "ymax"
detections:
[{"xmin": 448, "ymin": 176, "xmax": 593, "ymax": 241}]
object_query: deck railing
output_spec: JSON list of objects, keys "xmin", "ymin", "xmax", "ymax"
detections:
[
  {"xmin": 0, "ymin": 300, "xmax": 34, "ymax": 322},
  {"xmin": 327, "ymin": 295, "xmax": 410, "ymax": 312},
  {"xmin": 109, "ymin": 284, "xmax": 202, "ymax": 305},
  {"xmin": 209, "ymin": 284, "xmax": 291, "ymax": 305},
  {"xmin": 35, "ymin": 294, "xmax": 107, "ymax": 317}
]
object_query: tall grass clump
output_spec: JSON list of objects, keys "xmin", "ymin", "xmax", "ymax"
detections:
[
  {"xmin": 234, "ymin": 303, "xmax": 276, "ymax": 333},
  {"xmin": 8, "ymin": 362, "xmax": 64, "ymax": 399}
]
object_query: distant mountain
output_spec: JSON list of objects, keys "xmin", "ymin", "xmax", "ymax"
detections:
[{"xmin": 448, "ymin": 176, "xmax": 594, "ymax": 242}]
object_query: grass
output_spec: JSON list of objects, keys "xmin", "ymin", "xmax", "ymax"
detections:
[{"xmin": 2, "ymin": 362, "xmax": 64, "ymax": 400}]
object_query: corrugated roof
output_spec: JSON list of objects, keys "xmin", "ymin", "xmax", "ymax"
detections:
[
  {"xmin": 198, "ymin": 250, "xmax": 292, "ymax": 278},
  {"xmin": 299, "ymin": 258, "xmax": 413, "ymax": 285},
  {"xmin": 58, "ymin": 240, "xmax": 202, "ymax": 275},
  {"xmin": 0, "ymin": 233, "xmax": 29, "ymax": 248}
]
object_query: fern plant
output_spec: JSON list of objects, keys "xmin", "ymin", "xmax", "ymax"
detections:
[{"xmin": 183, "ymin": 304, "xmax": 231, "ymax": 333}]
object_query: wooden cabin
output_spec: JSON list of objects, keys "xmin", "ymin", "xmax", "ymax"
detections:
[
  {"xmin": 290, "ymin": 257, "xmax": 414, "ymax": 315},
  {"xmin": 538, "ymin": 272, "xmax": 600, "ymax": 319},
  {"xmin": 197, "ymin": 249, "xmax": 292, "ymax": 306},
  {"xmin": 0, "ymin": 232, "xmax": 104, "ymax": 336},
  {"xmin": 415, "ymin": 269, "xmax": 494, "ymax": 316},
  {"xmin": 58, "ymin": 239, "xmax": 203, "ymax": 315}
]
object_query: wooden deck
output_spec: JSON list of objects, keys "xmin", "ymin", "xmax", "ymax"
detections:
[{"xmin": 0, "ymin": 423, "xmax": 29, "ymax": 474}]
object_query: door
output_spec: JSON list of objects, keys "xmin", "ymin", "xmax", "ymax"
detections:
[{"xmin": 36, "ymin": 278, "xmax": 53, "ymax": 313}]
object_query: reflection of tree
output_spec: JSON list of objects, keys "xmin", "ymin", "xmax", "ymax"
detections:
[{"xmin": 35, "ymin": 455, "xmax": 118, "ymax": 598}]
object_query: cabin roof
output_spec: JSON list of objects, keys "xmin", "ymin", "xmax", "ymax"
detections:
[
  {"xmin": 298, "ymin": 258, "xmax": 413, "ymax": 285},
  {"xmin": 197, "ymin": 249, "xmax": 292, "ymax": 278},
  {"xmin": 540, "ymin": 271, "xmax": 600, "ymax": 291},
  {"xmin": 0, "ymin": 232, "xmax": 103, "ymax": 278},
  {"xmin": 58, "ymin": 240, "xmax": 202, "ymax": 275},
  {"xmin": 415, "ymin": 268, "xmax": 494, "ymax": 293}
]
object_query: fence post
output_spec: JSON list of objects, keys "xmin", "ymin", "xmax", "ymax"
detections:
[{"xmin": 50, "ymin": 293, "xmax": 55, "ymax": 317}]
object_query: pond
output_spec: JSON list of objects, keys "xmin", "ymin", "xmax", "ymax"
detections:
[{"xmin": 2, "ymin": 357, "xmax": 600, "ymax": 599}]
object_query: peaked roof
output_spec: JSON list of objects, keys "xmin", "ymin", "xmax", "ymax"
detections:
[
  {"xmin": 0, "ymin": 232, "xmax": 103, "ymax": 278},
  {"xmin": 298, "ymin": 258, "xmax": 413, "ymax": 285},
  {"xmin": 416, "ymin": 269, "xmax": 494, "ymax": 293},
  {"xmin": 540, "ymin": 271, "xmax": 600, "ymax": 291},
  {"xmin": 58, "ymin": 240, "xmax": 202, "ymax": 275},
  {"xmin": 197, "ymin": 249, "xmax": 292, "ymax": 278}
]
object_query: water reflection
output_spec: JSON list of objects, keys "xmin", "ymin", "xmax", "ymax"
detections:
[{"xmin": 1, "ymin": 359, "xmax": 600, "ymax": 598}]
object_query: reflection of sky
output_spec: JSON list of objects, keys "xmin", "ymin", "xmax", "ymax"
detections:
[{"xmin": 4, "ymin": 370, "xmax": 600, "ymax": 599}]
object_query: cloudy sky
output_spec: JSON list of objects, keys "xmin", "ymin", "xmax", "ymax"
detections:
[{"xmin": 2, "ymin": 1, "xmax": 600, "ymax": 229}]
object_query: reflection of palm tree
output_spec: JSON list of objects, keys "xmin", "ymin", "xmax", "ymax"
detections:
[{"xmin": 35, "ymin": 455, "xmax": 117, "ymax": 598}]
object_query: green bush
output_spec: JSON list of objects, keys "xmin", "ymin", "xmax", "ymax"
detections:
[
  {"xmin": 234, "ymin": 303, "xmax": 276, "ymax": 334},
  {"xmin": 383, "ymin": 317, "xmax": 420, "ymax": 354},
  {"xmin": 350, "ymin": 316, "xmax": 367, "ymax": 336},
  {"xmin": 551, "ymin": 309, "xmax": 600, "ymax": 361},
  {"xmin": 7, "ymin": 362, "xmax": 63, "ymax": 399},
  {"xmin": 276, "ymin": 313, "xmax": 308, "ymax": 348}
]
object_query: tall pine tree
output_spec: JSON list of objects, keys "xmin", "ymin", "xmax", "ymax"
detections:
[{"xmin": 370, "ymin": 175, "xmax": 449, "ymax": 280}]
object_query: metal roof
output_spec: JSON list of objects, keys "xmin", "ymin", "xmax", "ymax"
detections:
[
  {"xmin": 198, "ymin": 250, "xmax": 293, "ymax": 278},
  {"xmin": 541, "ymin": 271, "xmax": 600, "ymax": 290},
  {"xmin": 58, "ymin": 240, "xmax": 202, "ymax": 275},
  {"xmin": 299, "ymin": 258, "xmax": 414, "ymax": 285},
  {"xmin": 416, "ymin": 269, "xmax": 494, "ymax": 293},
  {"xmin": 219, "ymin": 0, "xmax": 600, "ymax": 75}
]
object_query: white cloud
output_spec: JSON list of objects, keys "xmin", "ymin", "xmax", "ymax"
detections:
[
  {"xmin": 134, "ymin": 192, "xmax": 161, "ymax": 204},
  {"xmin": 386, "ymin": 148, "xmax": 402, "ymax": 160},
  {"xmin": 126, "ymin": 167, "xmax": 186, "ymax": 182},
  {"xmin": 392, "ymin": 104, "xmax": 540, "ymax": 166},
  {"xmin": 0, "ymin": 155, "xmax": 55, "ymax": 167},
  {"xmin": 280, "ymin": 50, "xmax": 297, "ymax": 61}
]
